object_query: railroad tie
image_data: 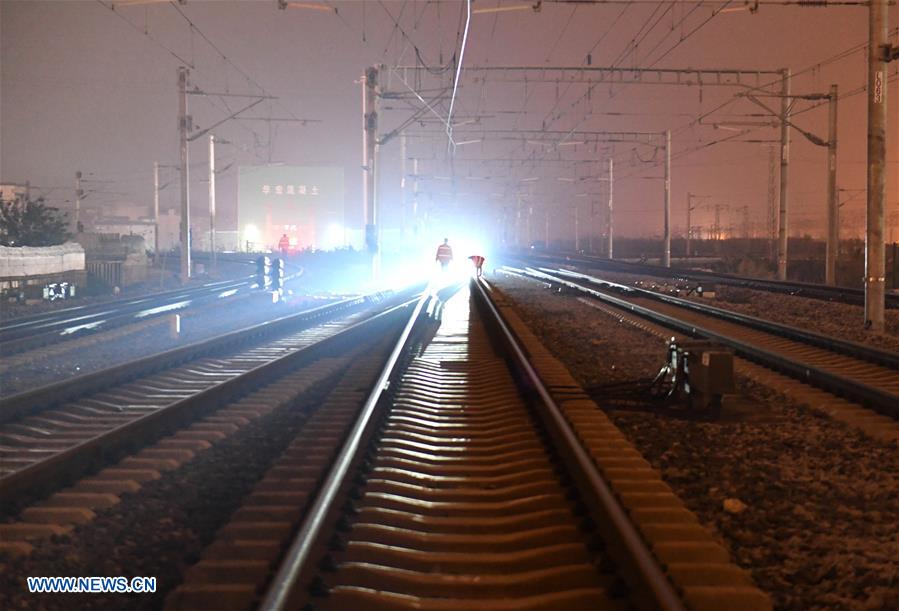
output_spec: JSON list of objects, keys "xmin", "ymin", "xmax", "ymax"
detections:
[{"xmin": 490, "ymin": 288, "xmax": 773, "ymax": 611}]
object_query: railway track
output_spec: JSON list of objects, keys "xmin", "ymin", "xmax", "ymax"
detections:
[
  {"xmin": 510, "ymin": 266, "xmax": 899, "ymax": 431},
  {"xmin": 164, "ymin": 281, "xmax": 770, "ymax": 611},
  {"xmin": 0, "ymin": 287, "xmax": 419, "ymax": 504},
  {"xmin": 0, "ymin": 275, "xmax": 262, "ymax": 355},
  {"xmin": 516, "ymin": 252, "xmax": 899, "ymax": 309}
]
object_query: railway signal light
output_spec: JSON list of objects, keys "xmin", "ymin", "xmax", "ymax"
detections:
[
  {"xmin": 256, "ymin": 256, "xmax": 271, "ymax": 290},
  {"xmin": 271, "ymin": 258, "xmax": 285, "ymax": 292}
]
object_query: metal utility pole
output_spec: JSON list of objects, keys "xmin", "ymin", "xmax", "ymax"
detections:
[
  {"xmin": 400, "ymin": 133, "xmax": 407, "ymax": 241},
  {"xmin": 527, "ymin": 205, "xmax": 532, "ymax": 245},
  {"xmin": 574, "ymin": 201, "xmax": 580, "ymax": 252},
  {"xmin": 865, "ymin": 0, "xmax": 888, "ymax": 332},
  {"xmin": 209, "ymin": 134, "xmax": 216, "ymax": 269},
  {"xmin": 749, "ymin": 84, "xmax": 840, "ymax": 283},
  {"xmin": 738, "ymin": 205, "xmax": 751, "ymax": 240},
  {"xmin": 686, "ymin": 193, "xmax": 694, "ymax": 261},
  {"xmin": 75, "ymin": 171, "xmax": 83, "ymax": 227},
  {"xmin": 412, "ymin": 157, "xmax": 419, "ymax": 224},
  {"xmin": 714, "ymin": 205, "xmax": 722, "ymax": 242},
  {"xmin": 607, "ymin": 158, "xmax": 614, "ymax": 259},
  {"xmin": 516, "ymin": 195, "xmax": 523, "ymax": 248},
  {"xmin": 153, "ymin": 162, "xmax": 160, "ymax": 256},
  {"xmin": 825, "ymin": 84, "xmax": 839, "ymax": 286},
  {"xmin": 711, "ymin": 203, "xmax": 729, "ymax": 252},
  {"xmin": 686, "ymin": 193, "xmax": 712, "ymax": 261},
  {"xmin": 767, "ymin": 146, "xmax": 778, "ymax": 261},
  {"xmin": 663, "ymin": 129, "xmax": 672, "ymax": 267},
  {"xmin": 544, "ymin": 208, "xmax": 549, "ymax": 246},
  {"xmin": 361, "ymin": 74, "xmax": 367, "ymax": 250},
  {"xmin": 178, "ymin": 66, "xmax": 191, "ymax": 284},
  {"xmin": 777, "ymin": 68, "xmax": 792, "ymax": 281},
  {"xmin": 363, "ymin": 65, "xmax": 379, "ymax": 261}
]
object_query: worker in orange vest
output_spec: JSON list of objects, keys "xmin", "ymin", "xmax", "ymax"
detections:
[
  {"xmin": 468, "ymin": 255, "xmax": 485, "ymax": 277},
  {"xmin": 278, "ymin": 233, "xmax": 290, "ymax": 256},
  {"xmin": 435, "ymin": 238, "xmax": 453, "ymax": 271}
]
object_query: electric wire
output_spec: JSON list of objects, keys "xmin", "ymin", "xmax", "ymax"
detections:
[
  {"xmin": 166, "ymin": 1, "xmax": 305, "ymax": 124},
  {"xmin": 446, "ymin": 0, "xmax": 472, "ymax": 149},
  {"xmin": 94, "ymin": 0, "xmax": 194, "ymax": 67}
]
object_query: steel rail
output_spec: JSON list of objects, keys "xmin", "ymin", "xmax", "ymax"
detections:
[
  {"xmin": 0, "ymin": 286, "xmax": 264, "ymax": 356},
  {"xmin": 0, "ymin": 292, "xmax": 421, "ymax": 502},
  {"xmin": 551, "ymin": 267, "xmax": 899, "ymax": 370},
  {"xmin": 521, "ymin": 251, "xmax": 899, "ymax": 309},
  {"xmin": 526, "ymin": 268, "xmax": 898, "ymax": 419},
  {"xmin": 260, "ymin": 287, "xmax": 434, "ymax": 611},
  {"xmin": 261, "ymin": 278, "xmax": 685, "ymax": 611},
  {"xmin": 0, "ymin": 270, "xmax": 303, "ymax": 348},
  {"xmin": 0, "ymin": 276, "xmax": 254, "ymax": 341},
  {"xmin": 0, "ymin": 293, "xmax": 372, "ymax": 423},
  {"xmin": 471, "ymin": 278, "xmax": 685, "ymax": 611}
]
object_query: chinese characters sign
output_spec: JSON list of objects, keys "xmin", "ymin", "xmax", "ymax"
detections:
[
  {"xmin": 238, "ymin": 166, "xmax": 344, "ymax": 251},
  {"xmin": 261, "ymin": 184, "xmax": 320, "ymax": 196}
]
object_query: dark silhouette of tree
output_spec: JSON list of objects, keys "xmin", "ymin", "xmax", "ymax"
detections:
[{"xmin": 0, "ymin": 194, "xmax": 70, "ymax": 247}]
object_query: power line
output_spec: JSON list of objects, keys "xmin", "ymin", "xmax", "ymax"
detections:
[
  {"xmin": 647, "ymin": 1, "xmax": 736, "ymax": 67},
  {"xmin": 536, "ymin": 3, "xmax": 631, "ymax": 130},
  {"xmin": 94, "ymin": 1, "xmax": 194, "ymax": 67},
  {"xmin": 446, "ymin": 0, "xmax": 472, "ymax": 149},
  {"xmin": 640, "ymin": 2, "xmax": 705, "ymax": 65},
  {"xmin": 545, "ymin": 5, "xmax": 580, "ymax": 62},
  {"xmin": 166, "ymin": 1, "xmax": 304, "ymax": 124},
  {"xmin": 608, "ymin": 1, "xmax": 672, "ymax": 68},
  {"xmin": 546, "ymin": 0, "xmax": 873, "ymax": 5}
]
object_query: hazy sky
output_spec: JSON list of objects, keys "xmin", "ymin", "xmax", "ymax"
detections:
[{"xmin": 1, "ymin": 0, "xmax": 897, "ymax": 244}]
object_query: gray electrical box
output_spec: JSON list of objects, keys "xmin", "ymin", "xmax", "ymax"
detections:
[{"xmin": 670, "ymin": 340, "xmax": 734, "ymax": 410}]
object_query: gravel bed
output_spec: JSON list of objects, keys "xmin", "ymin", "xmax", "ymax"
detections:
[
  {"xmin": 0, "ymin": 341, "xmax": 387, "ymax": 610},
  {"xmin": 549, "ymin": 266, "xmax": 899, "ymax": 353},
  {"xmin": 0, "ymin": 285, "xmax": 341, "ymax": 396},
  {"xmin": 494, "ymin": 274, "xmax": 899, "ymax": 611}
]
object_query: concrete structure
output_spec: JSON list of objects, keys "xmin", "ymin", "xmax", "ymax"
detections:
[
  {"xmin": 73, "ymin": 232, "xmax": 149, "ymax": 288},
  {"xmin": 0, "ymin": 242, "xmax": 85, "ymax": 278},
  {"xmin": 0, "ymin": 242, "xmax": 86, "ymax": 300},
  {"xmin": 93, "ymin": 218, "xmax": 156, "ymax": 253}
]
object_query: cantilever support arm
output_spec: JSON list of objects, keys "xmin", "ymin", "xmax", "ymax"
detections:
[
  {"xmin": 744, "ymin": 94, "xmax": 828, "ymax": 147},
  {"xmin": 188, "ymin": 98, "xmax": 265, "ymax": 142}
]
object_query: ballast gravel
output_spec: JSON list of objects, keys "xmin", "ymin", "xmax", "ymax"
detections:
[
  {"xmin": 554, "ymin": 266, "xmax": 899, "ymax": 353},
  {"xmin": 493, "ymin": 273, "xmax": 899, "ymax": 611},
  {"xmin": 0, "ymin": 289, "xmax": 339, "ymax": 396},
  {"xmin": 0, "ymin": 341, "xmax": 390, "ymax": 610}
]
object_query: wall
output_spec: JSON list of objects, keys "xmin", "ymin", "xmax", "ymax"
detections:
[{"xmin": 0, "ymin": 242, "xmax": 85, "ymax": 278}]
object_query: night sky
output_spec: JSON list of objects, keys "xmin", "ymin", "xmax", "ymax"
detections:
[{"xmin": 1, "ymin": 0, "xmax": 897, "ymax": 246}]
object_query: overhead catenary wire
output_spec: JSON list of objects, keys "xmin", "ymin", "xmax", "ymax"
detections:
[
  {"xmin": 94, "ymin": 0, "xmax": 194, "ymax": 67},
  {"xmin": 95, "ymin": 0, "xmax": 296, "ymax": 189},
  {"xmin": 445, "ymin": 0, "xmax": 472, "ymax": 150},
  {"xmin": 500, "ymin": 0, "xmax": 734, "ymax": 180},
  {"xmin": 545, "ymin": 5, "xmax": 580, "ymax": 63},
  {"xmin": 166, "ymin": 1, "xmax": 305, "ymax": 125}
]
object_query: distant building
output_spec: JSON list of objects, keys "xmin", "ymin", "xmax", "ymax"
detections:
[
  {"xmin": 93, "ymin": 217, "xmax": 156, "ymax": 253},
  {"xmin": 0, "ymin": 182, "xmax": 30, "ymax": 201}
]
